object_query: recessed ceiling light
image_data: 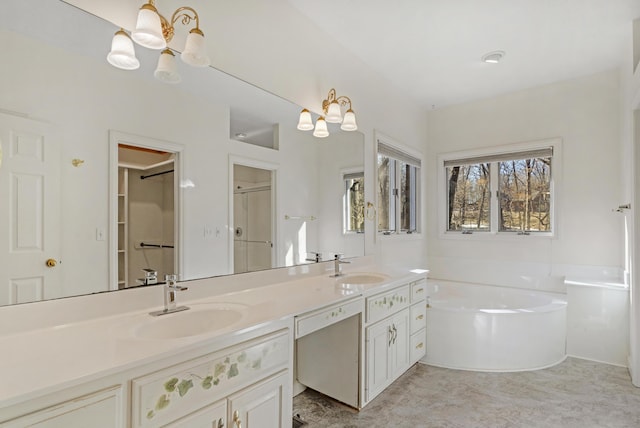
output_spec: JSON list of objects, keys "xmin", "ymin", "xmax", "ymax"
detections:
[{"xmin": 481, "ymin": 51, "xmax": 505, "ymax": 64}]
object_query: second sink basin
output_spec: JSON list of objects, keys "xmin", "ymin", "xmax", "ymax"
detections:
[
  {"xmin": 336, "ymin": 273, "xmax": 389, "ymax": 285},
  {"xmin": 131, "ymin": 303, "xmax": 247, "ymax": 340}
]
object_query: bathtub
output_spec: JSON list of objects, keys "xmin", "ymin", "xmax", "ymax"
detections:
[{"xmin": 425, "ymin": 280, "xmax": 567, "ymax": 371}]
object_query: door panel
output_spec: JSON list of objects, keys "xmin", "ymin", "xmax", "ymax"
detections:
[{"xmin": 0, "ymin": 113, "xmax": 60, "ymax": 305}]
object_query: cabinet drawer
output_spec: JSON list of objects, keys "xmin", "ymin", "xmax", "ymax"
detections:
[
  {"xmin": 411, "ymin": 279, "xmax": 426, "ymax": 302},
  {"xmin": 366, "ymin": 285, "xmax": 410, "ymax": 324},
  {"xmin": 131, "ymin": 330, "xmax": 289, "ymax": 428},
  {"xmin": 410, "ymin": 302, "xmax": 426, "ymax": 335},
  {"xmin": 295, "ymin": 298, "xmax": 363, "ymax": 338},
  {"xmin": 410, "ymin": 329, "xmax": 426, "ymax": 362}
]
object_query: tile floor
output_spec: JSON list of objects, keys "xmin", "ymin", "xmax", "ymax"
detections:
[{"xmin": 292, "ymin": 358, "xmax": 640, "ymax": 428}]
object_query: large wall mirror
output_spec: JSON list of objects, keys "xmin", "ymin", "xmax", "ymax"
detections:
[{"xmin": 0, "ymin": 0, "xmax": 365, "ymax": 306}]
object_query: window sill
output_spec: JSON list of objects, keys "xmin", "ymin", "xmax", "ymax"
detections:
[
  {"xmin": 378, "ymin": 232, "xmax": 423, "ymax": 241},
  {"xmin": 439, "ymin": 231, "xmax": 555, "ymax": 241}
]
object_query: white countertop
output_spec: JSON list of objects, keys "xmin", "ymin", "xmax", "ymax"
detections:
[{"xmin": 0, "ymin": 263, "xmax": 426, "ymax": 408}]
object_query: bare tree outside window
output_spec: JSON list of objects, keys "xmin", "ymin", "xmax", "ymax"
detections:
[
  {"xmin": 446, "ymin": 163, "xmax": 490, "ymax": 231},
  {"xmin": 445, "ymin": 149, "xmax": 553, "ymax": 234},
  {"xmin": 345, "ymin": 176, "xmax": 365, "ymax": 233},
  {"xmin": 499, "ymin": 157, "xmax": 551, "ymax": 232}
]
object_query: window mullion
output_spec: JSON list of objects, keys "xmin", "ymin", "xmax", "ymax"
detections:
[
  {"xmin": 392, "ymin": 160, "xmax": 400, "ymax": 232},
  {"xmin": 490, "ymin": 162, "xmax": 499, "ymax": 233}
]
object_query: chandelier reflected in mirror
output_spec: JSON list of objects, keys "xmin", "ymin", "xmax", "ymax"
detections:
[
  {"xmin": 107, "ymin": 0, "xmax": 210, "ymax": 83},
  {"xmin": 297, "ymin": 89, "xmax": 358, "ymax": 138}
]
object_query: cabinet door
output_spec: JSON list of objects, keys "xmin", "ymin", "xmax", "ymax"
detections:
[
  {"xmin": 365, "ymin": 320, "xmax": 392, "ymax": 401},
  {"xmin": 165, "ymin": 400, "xmax": 226, "ymax": 428},
  {"xmin": 228, "ymin": 371, "xmax": 289, "ymax": 428},
  {"xmin": 389, "ymin": 309, "xmax": 410, "ymax": 379}
]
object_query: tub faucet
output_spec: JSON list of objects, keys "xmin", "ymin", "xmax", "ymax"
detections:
[
  {"xmin": 331, "ymin": 254, "xmax": 350, "ymax": 277},
  {"xmin": 149, "ymin": 274, "xmax": 189, "ymax": 316}
]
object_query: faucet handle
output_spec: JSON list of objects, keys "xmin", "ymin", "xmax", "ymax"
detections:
[
  {"xmin": 334, "ymin": 253, "xmax": 343, "ymax": 260},
  {"xmin": 165, "ymin": 274, "xmax": 177, "ymax": 283}
]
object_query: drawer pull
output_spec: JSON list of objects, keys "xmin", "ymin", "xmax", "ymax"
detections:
[
  {"xmin": 218, "ymin": 418, "xmax": 225, "ymax": 428},
  {"xmin": 415, "ymin": 288, "xmax": 424, "ymax": 293},
  {"xmin": 233, "ymin": 410, "xmax": 242, "ymax": 428},
  {"xmin": 416, "ymin": 342, "xmax": 424, "ymax": 349},
  {"xmin": 416, "ymin": 314, "xmax": 424, "ymax": 320}
]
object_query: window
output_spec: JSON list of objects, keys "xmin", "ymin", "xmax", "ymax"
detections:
[
  {"xmin": 377, "ymin": 140, "xmax": 421, "ymax": 234},
  {"xmin": 444, "ymin": 147, "xmax": 553, "ymax": 235},
  {"xmin": 344, "ymin": 172, "xmax": 365, "ymax": 233}
]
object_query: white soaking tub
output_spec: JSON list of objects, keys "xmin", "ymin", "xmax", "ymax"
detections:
[{"xmin": 425, "ymin": 280, "xmax": 567, "ymax": 371}]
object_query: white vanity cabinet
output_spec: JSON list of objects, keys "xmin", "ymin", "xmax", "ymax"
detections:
[
  {"xmin": 364, "ymin": 277, "xmax": 427, "ymax": 404},
  {"xmin": 132, "ymin": 329, "xmax": 291, "ymax": 428},
  {"xmin": 1, "ymin": 327, "xmax": 292, "ymax": 428}
]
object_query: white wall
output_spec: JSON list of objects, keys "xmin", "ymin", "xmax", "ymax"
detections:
[{"xmin": 426, "ymin": 70, "xmax": 623, "ymax": 274}]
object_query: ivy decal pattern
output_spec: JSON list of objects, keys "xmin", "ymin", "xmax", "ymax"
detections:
[
  {"xmin": 145, "ymin": 342, "xmax": 280, "ymax": 420},
  {"xmin": 372, "ymin": 293, "xmax": 407, "ymax": 310}
]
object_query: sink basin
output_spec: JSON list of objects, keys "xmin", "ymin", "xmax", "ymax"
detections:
[
  {"xmin": 336, "ymin": 273, "xmax": 389, "ymax": 285},
  {"xmin": 131, "ymin": 303, "xmax": 246, "ymax": 340}
]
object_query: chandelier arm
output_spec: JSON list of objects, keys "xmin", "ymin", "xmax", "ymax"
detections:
[
  {"xmin": 170, "ymin": 6, "xmax": 200, "ymax": 30},
  {"xmin": 335, "ymin": 95, "xmax": 353, "ymax": 110}
]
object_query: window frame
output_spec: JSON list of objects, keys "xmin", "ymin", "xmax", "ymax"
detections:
[
  {"xmin": 342, "ymin": 169, "xmax": 365, "ymax": 235},
  {"xmin": 376, "ymin": 133, "xmax": 422, "ymax": 237},
  {"xmin": 438, "ymin": 138, "xmax": 561, "ymax": 240}
]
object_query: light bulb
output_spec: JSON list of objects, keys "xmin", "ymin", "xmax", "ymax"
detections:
[
  {"xmin": 313, "ymin": 117, "xmax": 329, "ymax": 138},
  {"xmin": 297, "ymin": 109, "xmax": 314, "ymax": 131},
  {"xmin": 181, "ymin": 28, "xmax": 210, "ymax": 67},
  {"xmin": 132, "ymin": 2, "xmax": 166, "ymax": 50},
  {"xmin": 107, "ymin": 29, "xmax": 140, "ymax": 70},
  {"xmin": 154, "ymin": 49, "xmax": 181, "ymax": 83},
  {"xmin": 325, "ymin": 100, "xmax": 342, "ymax": 123}
]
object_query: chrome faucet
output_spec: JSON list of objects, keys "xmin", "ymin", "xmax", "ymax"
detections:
[
  {"xmin": 331, "ymin": 254, "xmax": 350, "ymax": 277},
  {"xmin": 306, "ymin": 252, "xmax": 322, "ymax": 263},
  {"xmin": 149, "ymin": 274, "xmax": 189, "ymax": 316}
]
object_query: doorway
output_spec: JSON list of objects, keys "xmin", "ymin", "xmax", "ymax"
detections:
[
  {"xmin": 109, "ymin": 131, "xmax": 182, "ymax": 289},
  {"xmin": 232, "ymin": 164, "xmax": 275, "ymax": 274}
]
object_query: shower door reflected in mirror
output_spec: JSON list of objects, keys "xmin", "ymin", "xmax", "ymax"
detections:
[{"xmin": 233, "ymin": 165, "xmax": 274, "ymax": 274}]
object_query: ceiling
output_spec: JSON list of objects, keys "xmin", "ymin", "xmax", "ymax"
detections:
[{"xmin": 288, "ymin": 0, "xmax": 640, "ymax": 109}]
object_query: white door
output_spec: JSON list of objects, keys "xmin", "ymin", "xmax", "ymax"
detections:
[{"xmin": 0, "ymin": 112, "xmax": 61, "ymax": 305}]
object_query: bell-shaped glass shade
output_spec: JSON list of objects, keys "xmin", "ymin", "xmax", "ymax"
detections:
[
  {"xmin": 312, "ymin": 117, "xmax": 329, "ymax": 138},
  {"xmin": 297, "ymin": 109, "xmax": 314, "ymax": 131},
  {"xmin": 107, "ymin": 30, "xmax": 140, "ymax": 70},
  {"xmin": 154, "ymin": 49, "xmax": 181, "ymax": 83},
  {"xmin": 325, "ymin": 100, "xmax": 342, "ymax": 123},
  {"xmin": 340, "ymin": 109, "xmax": 358, "ymax": 131},
  {"xmin": 132, "ymin": 3, "xmax": 166, "ymax": 50},
  {"xmin": 181, "ymin": 28, "xmax": 210, "ymax": 67}
]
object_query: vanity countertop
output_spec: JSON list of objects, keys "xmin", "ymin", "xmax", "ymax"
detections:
[{"xmin": 0, "ymin": 264, "xmax": 426, "ymax": 408}]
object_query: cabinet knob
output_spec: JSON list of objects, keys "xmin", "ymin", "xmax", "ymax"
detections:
[{"xmin": 416, "ymin": 314, "xmax": 424, "ymax": 320}]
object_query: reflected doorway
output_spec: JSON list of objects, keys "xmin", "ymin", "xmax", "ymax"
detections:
[
  {"xmin": 233, "ymin": 164, "xmax": 274, "ymax": 274},
  {"xmin": 109, "ymin": 131, "xmax": 182, "ymax": 290}
]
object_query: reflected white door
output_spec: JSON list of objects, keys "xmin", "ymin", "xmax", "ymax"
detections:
[{"xmin": 0, "ymin": 113, "xmax": 61, "ymax": 305}]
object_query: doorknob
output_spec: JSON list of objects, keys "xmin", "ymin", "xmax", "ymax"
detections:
[{"xmin": 45, "ymin": 258, "xmax": 57, "ymax": 268}]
